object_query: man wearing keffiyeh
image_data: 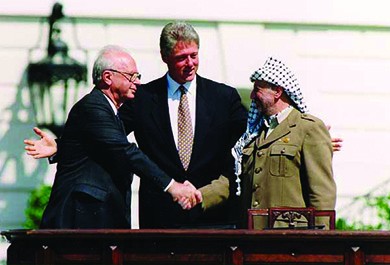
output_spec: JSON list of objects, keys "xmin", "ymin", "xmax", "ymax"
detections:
[{"xmin": 199, "ymin": 57, "xmax": 336, "ymax": 229}]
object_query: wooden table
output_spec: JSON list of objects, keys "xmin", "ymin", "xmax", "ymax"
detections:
[{"xmin": 2, "ymin": 229, "xmax": 390, "ymax": 265}]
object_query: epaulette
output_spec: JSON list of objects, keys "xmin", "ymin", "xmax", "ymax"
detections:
[{"xmin": 301, "ymin": 113, "xmax": 316, "ymax": 122}]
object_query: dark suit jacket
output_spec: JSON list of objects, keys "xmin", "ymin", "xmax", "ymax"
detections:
[
  {"xmin": 40, "ymin": 88, "xmax": 172, "ymax": 229},
  {"xmin": 119, "ymin": 74, "xmax": 247, "ymax": 228}
]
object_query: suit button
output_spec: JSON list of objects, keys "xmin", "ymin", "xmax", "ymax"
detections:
[
  {"xmin": 281, "ymin": 148, "xmax": 286, "ymax": 154},
  {"xmin": 254, "ymin": 167, "xmax": 262, "ymax": 174},
  {"xmin": 253, "ymin": 201, "xmax": 259, "ymax": 207},
  {"xmin": 252, "ymin": 184, "xmax": 259, "ymax": 191},
  {"xmin": 257, "ymin": 151, "xmax": 263, "ymax": 157}
]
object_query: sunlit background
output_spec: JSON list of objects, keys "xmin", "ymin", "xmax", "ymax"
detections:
[{"xmin": 1, "ymin": 0, "xmax": 390, "ymax": 262}]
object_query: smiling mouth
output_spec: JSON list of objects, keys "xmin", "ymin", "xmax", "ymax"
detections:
[
  {"xmin": 183, "ymin": 68, "xmax": 195, "ymax": 75},
  {"xmin": 130, "ymin": 86, "xmax": 137, "ymax": 93}
]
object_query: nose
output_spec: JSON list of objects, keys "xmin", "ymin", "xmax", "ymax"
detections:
[
  {"xmin": 186, "ymin": 56, "xmax": 194, "ymax": 66},
  {"xmin": 130, "ymin": 81, "xmax": 140, "ymax": 92},
  {"xmin": 133, "ymin": 78, "xmax": 141, "ymax": 86}
]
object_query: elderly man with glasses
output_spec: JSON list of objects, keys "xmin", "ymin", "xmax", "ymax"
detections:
[{"xmin": 32, "ymin": 45, "xmax": 199, "ymax": 229}]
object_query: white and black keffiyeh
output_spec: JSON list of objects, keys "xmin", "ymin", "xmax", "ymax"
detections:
[{"xmin": 232, "ymin": 57, "xmax": 308, "ymax": 196}]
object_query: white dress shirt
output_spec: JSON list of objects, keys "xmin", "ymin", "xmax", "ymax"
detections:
[
  {"xmin": 102, "ymin": 93, "xmax": 118, "ymax": 114},
  {"xmin": 166, "ymin": 73, "xmax": 197, "ymax": 148},
  {"xmin": 264, "ymin": 105, "xmax": 293, "ymax": 138}
]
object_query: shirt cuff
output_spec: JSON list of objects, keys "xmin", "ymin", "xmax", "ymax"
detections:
[
  {"xmin": 48, "ymin": 154, "xmax": 57, "ymax": 164},
  {"xmin": 164, "ymin": 179, "xmax": 175, "ymax": 192}
]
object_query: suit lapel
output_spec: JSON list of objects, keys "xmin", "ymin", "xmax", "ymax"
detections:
[
  {"xmin": 92, "ymin": 88, "xmax": 116, "ymax": 116},
  {"xmin": 92, "ymin": 88, "xmax": 126, "ymax": 133},
  {"xmin": 149, "ymin": 76, "xmax": 182, "ymax": 163},
  {"xmin": 190, "ymin": 76, "xmax": 215, "ymax": 167}
]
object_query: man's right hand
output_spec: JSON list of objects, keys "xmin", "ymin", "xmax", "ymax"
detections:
[
  {"xmin": 24, "ymin": 127, "xmax": 58, "ymax": 159},
  {"xmin": 167, "ymin": 180, "xmax": 202, "ymax": 210}
]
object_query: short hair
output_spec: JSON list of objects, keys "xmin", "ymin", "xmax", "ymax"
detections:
[
  {"xmin": 160, "ymin": 21, "xmax": 200, "ymax": 58},
  {"xmin": 92, "ymin": 45, "xmax": 129, "ymax": 85}
]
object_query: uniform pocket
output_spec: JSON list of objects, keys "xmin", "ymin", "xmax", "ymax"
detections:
[{"xmin": 269, "ymin": 144, "xmax": 298, "ymax": 177}]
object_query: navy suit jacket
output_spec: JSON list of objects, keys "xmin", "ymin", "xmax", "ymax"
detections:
[
  {"xmin": 40, "ymin": 88, "xmax": 172, "ymax": 229},
  {"xmin": 120, "ymin": 75, "xmax": 247, "ymax": 228}
]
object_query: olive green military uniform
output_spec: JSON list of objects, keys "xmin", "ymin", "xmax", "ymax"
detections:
[{"xmin": 200, "ymin": 108, "xmax": 336, "ymax": 229}]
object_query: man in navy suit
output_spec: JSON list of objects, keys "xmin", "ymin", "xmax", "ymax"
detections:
[
  {"xmin": 34, "ymin": 45, "xmax": 199, "ymax": 229},
  {"xmin": 118, "ymin": 22, "xmax": 248, "ymax": 228}
]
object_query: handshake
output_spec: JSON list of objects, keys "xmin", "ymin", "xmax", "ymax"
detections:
[{"xmin": 167, "ymin": 180, "xmax": 202, "ymax": 210}]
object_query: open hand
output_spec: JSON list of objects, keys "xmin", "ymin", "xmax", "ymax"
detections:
[{"xmin": 24, "ymin": 127, "xmax": 58, "ymax": 159}]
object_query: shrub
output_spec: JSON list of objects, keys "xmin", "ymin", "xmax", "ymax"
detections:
[
  {"xmin": 24, "ymin": 184, "xmax": 52, "ymax": 229},
  {"xmin": 336, "ymin": 194, "xmax": 390, "ymax": 230}
]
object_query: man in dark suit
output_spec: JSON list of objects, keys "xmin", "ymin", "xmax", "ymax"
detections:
[
  {"xmin": 33, "ymin": 45, "xmax": 199, "ymax": 229},
  {"xmin": 118, "ymin": 22, "xmax": 248, "ymax": 228}
]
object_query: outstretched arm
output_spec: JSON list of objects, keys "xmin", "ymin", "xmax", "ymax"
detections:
[{"xmin": 24, "ymin": 127, "xmax": 58, "ymax": 159}]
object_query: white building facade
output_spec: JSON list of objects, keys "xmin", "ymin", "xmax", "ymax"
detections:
[{"xmin": 1, "ymin": 0, "xmax": 390, "ymax": 235}]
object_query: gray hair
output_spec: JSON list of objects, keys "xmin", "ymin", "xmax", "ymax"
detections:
[
  {"xmin": 160, "ymin": 21, "xmax": 200, "ymax": 58},
  {"xmin": 92, "ymin": 45, "xmax": 129, "ymax": 85}
]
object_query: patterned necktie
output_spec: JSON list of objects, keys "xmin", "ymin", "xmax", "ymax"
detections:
[{"xmin": 177, "ymin": 85, "xmax": 193, "ymax": 170}]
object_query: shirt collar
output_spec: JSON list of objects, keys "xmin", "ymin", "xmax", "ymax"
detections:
[
  {"xmin": 167, "ymin": 73, "xmax": 196, "ymax": 97},
  {"xmin": 264, "ymin": 105, "xmax": 293, "ymax": 128},
  {"xmin": 102, "ymin": 93, "xmax": 118, "ymax": 115}
]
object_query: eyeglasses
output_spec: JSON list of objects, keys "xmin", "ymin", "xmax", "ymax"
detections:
[{"xmin": 106, "ymin": 69, "xmax": 141, "ymax": 83}]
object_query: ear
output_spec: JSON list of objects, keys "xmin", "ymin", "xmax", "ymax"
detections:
[
  {"xmin": 101, "ymin": 70, "xmax": 113, "ymax": 85},
  {"xmin": 274, "ymin": 86, "xmax": 284, "ymax": 99}
]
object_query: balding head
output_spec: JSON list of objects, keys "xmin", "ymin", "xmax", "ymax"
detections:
[{"xmin": 92, "ymin": 45, "xmax": 136, "ymax": 86}]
